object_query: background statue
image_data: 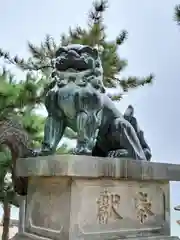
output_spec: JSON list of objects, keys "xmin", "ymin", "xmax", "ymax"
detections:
[{"xmin": 40, "ymin": 44, "xmax": 149, "ymax": 160}]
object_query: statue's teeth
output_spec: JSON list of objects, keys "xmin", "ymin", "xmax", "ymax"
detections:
[{"xmin": 67, "ymin": 68, "xmax": 76, "ymax": 72}]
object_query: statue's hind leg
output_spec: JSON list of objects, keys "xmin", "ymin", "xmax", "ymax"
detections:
[{"xmin": 108, "ymin": 118, "xmax": 147, "ymax": 160}]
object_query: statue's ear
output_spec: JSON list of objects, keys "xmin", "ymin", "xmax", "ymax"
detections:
[
  {"xmin": 124, "ymin": 105, "xmax": 134, "ymax": 117},
  {"xmin": 124, "ymin": 107, "xmax": 129, "ymax": 116},
  {"xmin": 100, "ymin": 85, "xmax": 106, "ymax": 93}
]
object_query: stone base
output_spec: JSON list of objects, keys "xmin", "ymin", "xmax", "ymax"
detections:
[
  {"xmin": 17, "ymin": 177, "xmax": 174, "ymax": 240},
  {"xmin": 15, "ymin": 155, "xmax": 180, "ymax": 240}
]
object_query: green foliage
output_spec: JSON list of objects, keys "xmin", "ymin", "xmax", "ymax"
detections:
[
  {"xmin": 56, "ymin": 143, "xmax": 71, "ymax": 154},
  {"xmin": 0, "ymin": 147, "xmax": 11, "ymax": 186},
  {"xmin": 0, "ymin": 67, "xmax": 45, "ymax": 144},
  {"xmin": 0, "ymin": 146, "xmax": 17, "ymax": 206},
  {"xmin": 0, "ymin": 68, "xmax": 45, "ymax": 211},
  {"xmin": 0, "ymin": 69, "xmax": 47, "ymax": 119},
  {"xmin": 0, "ymin": 57, "xmax": 46, "ymax": 237},
  {"xmin": 0, "ymin": 0, "xmax": 154, "ymax": 100},
  {"xmin": 174, "ymin": 5, "xmax": 180, "ymax": 25},
  {"xmin": 20, "ymin": 110, "xmax": 44, "ymax": 148},
  {"xmin": 64, "ymin": 128, "xmax": 77, "ymax": 140}
]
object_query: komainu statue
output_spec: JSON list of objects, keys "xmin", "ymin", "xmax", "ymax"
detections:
[
  {"xmin": 0, "ymin": 45, "xmax": 152, "ymax": 196},
  {"xmin": 39, "ymin": 44, "xmax": 151, "ymax": 160}
]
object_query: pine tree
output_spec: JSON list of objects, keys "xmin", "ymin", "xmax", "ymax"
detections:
[
  {"xmin": 0, "ymin": 68, "xmax": 45, "ymax": 117},
  {"xmin": 0, "ymin": 147, "xmax": 14, "ymax": 240}
]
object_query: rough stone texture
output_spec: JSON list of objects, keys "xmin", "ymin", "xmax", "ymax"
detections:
[
  {"xmin": 12, "ymin": 234, "xmax": 180, "ymax": 240},
  {"xmin": 17, "ymin": 155, "xmax": 180, "ymax": 181},
  {"xmin": 14, "ymin": 156, "xmax": 180, "ymax": 240},
  {"xmin": 70, "ymin": 180, "xmax": 170, "ymax": 239}
]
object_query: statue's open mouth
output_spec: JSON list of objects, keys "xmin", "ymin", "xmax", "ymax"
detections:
[
  {"xmin": 55, "ymin": 55, "xmax": 93, "ymax": 73},
  {"xmin": 54, "ymin": 46, "xmax": 97, "ymax": 75},
  {"xmin": 55, "ymin": 58, "xmax": 91, "ymax": 72}
]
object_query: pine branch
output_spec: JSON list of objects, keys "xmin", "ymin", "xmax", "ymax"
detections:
[
  {"xmin": 0, "ymin": 48, "xmax": 53, "ymax": 71},
  {"xmin": 89, "ymin": 0, "xmax": 108, "ymax": 24},
  {"xmin": 44, "ymin": 34, "xmax": 57, "ymax": 58},
  {"xmin": 69, "ymin": 27, "xmax": 81, "ymax": 40},
  {"xmin": 45, "ymin": 34, "xmax": 52, "ymax": 52},
  {"xmin": 0, "ymin": 67, "xmax": 15, "ymax": 84},
  {"xmin": 107, "ymin": 74, "xmax": 154, "ymax": 101},
  {"xmin": 175, "ymin": 5, "xmax": 180, "ymax": 25},
  {"xmin": 116, "ymin": 30, "xmax": 128, "ymax": 45},
  {"xmin": 27, "ymin": 42, "xmax": 44, "ymax": 60},
  {"xmin": 60, "ymin": 34, "xmax": 70, "ymax": 46},
  {"xmin": 118, "ymin": 74, "xmax": 154, "ymax": 92},
  {"xmin": 107, "ymin": 92, "xmax": 123, "ymax": 101},
  {"xmin": 28, "ymin": 35, "xmax": 57, "ymax": 60},
  {"xmin": 86, "ymin": 0, "xmax": 108, "ymax": 46}
]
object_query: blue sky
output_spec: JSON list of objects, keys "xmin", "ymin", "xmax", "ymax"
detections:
[{"xmin": 0, "ymin": 0, "xmax": 180, "ymax": 236}]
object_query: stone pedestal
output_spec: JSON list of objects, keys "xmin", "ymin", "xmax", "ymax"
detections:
[{"xmin": 13, "ymin": 155, "xmax": 180, "ymax": 240}]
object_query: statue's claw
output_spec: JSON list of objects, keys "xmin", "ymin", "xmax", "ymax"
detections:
[
  {"xmin": 108, "ymin": 149, "xmax": 129, "ymax": 158},
  {"xmin": 24, "ymin": 147, "xmax": 54, "ymax": 158},
  {"xmin": 144, "ymin": 148, "xmax": 152, "ymax": 161},
  {"xmin": 23, "ymin": 149, "xmax": 40, "ymax": 158},
  {"xmin": 72, "ymin": 146, "xmax": 92, "ymax": 156}
]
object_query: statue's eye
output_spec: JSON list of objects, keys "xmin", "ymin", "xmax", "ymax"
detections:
[
  {"xmin": 94, "ymin": 84, "xmax": 99, "ymax": 89},
  {"xmin": 80, "ymin": 47, "xmax": 95, "ymax": 57},
  {"xmin": 80, "ymin": 47, "xmax": 99, "ymax": 59}
]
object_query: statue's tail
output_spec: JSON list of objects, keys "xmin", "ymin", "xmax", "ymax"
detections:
[{"xmin": 0, "ymin": 119, "xmax": 31, "ymax": 196}]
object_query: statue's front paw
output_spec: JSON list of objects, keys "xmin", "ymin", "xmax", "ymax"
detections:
[{"xmin": 108, "ymin": 149, "xmax": 129, "ymax": 158}]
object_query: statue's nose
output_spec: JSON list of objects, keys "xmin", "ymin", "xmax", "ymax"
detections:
[{"xmin": 68, "ymin": 50, "xmax": 79, "ymax": 58}]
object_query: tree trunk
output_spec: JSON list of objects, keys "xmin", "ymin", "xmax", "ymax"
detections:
[{"xmin": 2, "ymin": 198, "xmax": 11, "ymax": 240}]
